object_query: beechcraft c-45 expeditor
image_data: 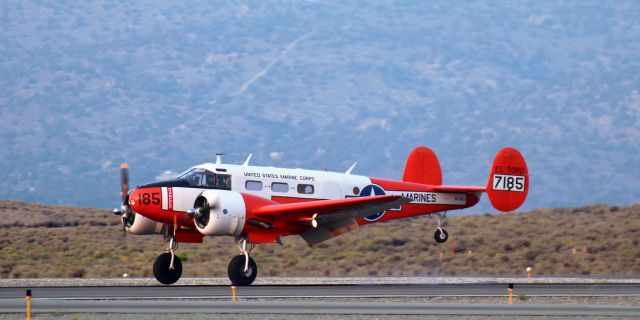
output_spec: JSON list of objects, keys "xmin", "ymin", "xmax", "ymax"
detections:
[{"xmin": 113, "ymin": 146, "xmax": 529, "ymax": 286}]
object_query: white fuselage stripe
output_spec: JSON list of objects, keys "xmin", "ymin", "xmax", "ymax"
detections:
[{"xmin": 161, "ymin": 187, "xmax": 168, "ymax": 210}]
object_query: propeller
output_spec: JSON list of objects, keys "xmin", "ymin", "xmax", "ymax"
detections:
[
  {"xmin": 113, "ymin": 163, "xmax": 134, "ymax": 232},
  {"xmin": 188, "ymin": 197, "xmax": 210, "ymax": 229}
]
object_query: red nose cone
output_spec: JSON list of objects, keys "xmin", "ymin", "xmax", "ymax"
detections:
[
  {"xmin": 128, "ymin": 188, "xmax": 142, "ymax": 212},
  {"xmin": 127, "ymin": 187, "xmax": 169, "ymax": 223}
]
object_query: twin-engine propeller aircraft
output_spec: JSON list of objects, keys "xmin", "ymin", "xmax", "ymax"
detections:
[{"xmin": 113, "ymin": 146, "xmax": 528, "ymax": 286}]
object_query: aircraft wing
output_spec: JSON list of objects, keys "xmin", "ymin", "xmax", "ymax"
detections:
[
  {"xmin": 254, "ymin": 195, "xmax": 410, "ymax": 224},
  {"xmin": 431, "ymin": 185, "xmax": 486, "ymax": 193},
  {"xmin": 253, "ymin": 195, "xmax": 410, "ymax": 246}
]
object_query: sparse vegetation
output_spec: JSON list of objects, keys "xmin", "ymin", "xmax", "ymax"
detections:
[{"xmin": 0, "ymin": 200, "xmax": 639, "ymax": 278}]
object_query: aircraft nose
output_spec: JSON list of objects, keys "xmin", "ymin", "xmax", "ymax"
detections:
[
  {"xmin": 128, "ymin": 188, "xmax": 141, "ymax": 211},
  {"xmin": 127, "ymin": 187, "xmax": 163, "ymax": 216},
  {"xmin": 125, "ymin": 186, "xmax": 167, "ymax": 223}
]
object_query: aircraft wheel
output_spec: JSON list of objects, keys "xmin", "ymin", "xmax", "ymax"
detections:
[
  {"xmin": 153, "ymin": 252, "xmax": 182, "ymax": 285},
  {"xmin": 228, "ymin": 255, "xmax": 258, "ymax": 286},
  {"xmin": 434, "ymin": 228, "xmax": 449, "ymax": 243}
]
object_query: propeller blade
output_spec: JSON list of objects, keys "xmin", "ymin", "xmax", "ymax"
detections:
[
  {"xmin": 115, "ymin": 162, "xmax": 133, "ymax": 236},
  {"xmin": 120, "ymin": 163, "xmax": 129, "ymax": 204}
]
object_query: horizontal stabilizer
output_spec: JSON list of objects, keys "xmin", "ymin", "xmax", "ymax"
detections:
[{"xmin": 432, "ymin": 185, "xmax": 486, "ymax": 193}]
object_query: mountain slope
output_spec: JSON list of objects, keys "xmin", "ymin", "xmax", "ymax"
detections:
[{"xmin": 0, "ymin": 1, "xmax": 639, "ymax": 210}]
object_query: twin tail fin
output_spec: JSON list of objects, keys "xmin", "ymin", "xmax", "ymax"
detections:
[{"xmin": 402, "ymin": 146, "xmax": 529, "ymax": 212}]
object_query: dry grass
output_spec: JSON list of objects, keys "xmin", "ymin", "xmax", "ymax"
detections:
[{"xmin": 1, "ymin": 201, "xmax": 639, "ymax": 278}]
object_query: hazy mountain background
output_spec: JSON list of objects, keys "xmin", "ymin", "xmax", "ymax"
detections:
[{"xmin": 1, "ymin": 1, "xmax": 638, "ymax": 212}]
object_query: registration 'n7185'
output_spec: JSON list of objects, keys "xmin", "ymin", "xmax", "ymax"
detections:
[{"xmin": 492, "ymin": 174, "xmax": 525, "ymax": 192}]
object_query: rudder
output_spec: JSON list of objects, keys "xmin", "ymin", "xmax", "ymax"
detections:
[
  {"xmin": 402, "ymin": 146, "xmax": 442, "ymax": 185},
  {"xmin": 486, "ymin": 147, "xmax": 529, "ymax": 212}
]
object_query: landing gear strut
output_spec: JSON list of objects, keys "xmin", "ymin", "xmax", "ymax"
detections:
[
  {"xmin": 153, "ymin": 235, "xmax": 182, "ymax": 285},
  {"xmin": 228, "ymin": 237, "xmax": 258, "ymax": 286},
  {"xmin": 434, "ymin": 212, "xmax": 449, "ymax": 244}
]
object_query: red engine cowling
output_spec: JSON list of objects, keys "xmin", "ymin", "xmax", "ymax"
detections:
[
  {"xmin": 193, "ymin": 190, "xmax": 248, "ymax": 236},
  {"xmin": 127, "ymin": 212, "xmax": 164, "ymax": 235}
]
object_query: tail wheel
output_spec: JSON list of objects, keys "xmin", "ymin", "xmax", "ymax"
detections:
[
  {"xmin": 434, "ymin": 228, "xmax": 449, "ymax": 243},
  {"xmin": 153, "ymin": 252, "xmax": 183, "ymax": 285},
  {"xmin": 228, "ymin": 255, "xmax": 258, "ymax": 286}
]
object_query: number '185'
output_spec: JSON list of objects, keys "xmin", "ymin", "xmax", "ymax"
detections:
[{"xmin": 138, "ymin": 192, "xmax": 161, "ymax": 205}]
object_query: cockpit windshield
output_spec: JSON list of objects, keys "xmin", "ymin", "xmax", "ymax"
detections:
[{"xmin": 176, "ymin": 168, "xmax": 231, "ymax": 190}]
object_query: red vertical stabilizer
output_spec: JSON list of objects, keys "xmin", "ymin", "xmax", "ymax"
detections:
[
  {"xmin": 402, "ymin": 146, "xmax": 442, "ymax": 185},
  {"xmin": 486, "ymin": 147, "xmax": 529, "ymax": 212}
]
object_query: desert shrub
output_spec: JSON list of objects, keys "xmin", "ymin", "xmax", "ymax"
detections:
[
  {"xmin": 70, "ymin": 268, "xmax": 86, "ymax": 278},
  {"xmin": 1, "ymin": 201, "xmax": 639, "ymax": 277}
]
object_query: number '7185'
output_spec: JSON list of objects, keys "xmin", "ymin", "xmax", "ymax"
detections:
[{"xmin": 492, "ymin": 174, "xmax": 525, "ymax": 192}]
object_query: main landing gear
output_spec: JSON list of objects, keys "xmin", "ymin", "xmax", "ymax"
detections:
[
  {"xmin": 153, "ymin": 236, "xmax": 182, "ymax": 285},
  {"xmin": 228, "ymin": 237, "xmax": 258, "ymax": 286},
  {"xmin": 152, "ymin": 235, "xmax": 259, "ymax": 286},
  {"xmin": 434, "ymin": 212, "xmax": 449, "ymax": 244}
]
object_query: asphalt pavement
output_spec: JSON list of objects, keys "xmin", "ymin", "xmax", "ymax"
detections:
[
  {"xmin": 1, "ymin": 283, "xmax": 639, "ymax": 299},
  {"xmin": 1, "ymin": 299, "xmax": 640, "ymax": 316},
  {"xmin": 0, "ymin": 283, "xmax": 639, "ymax": 316}
]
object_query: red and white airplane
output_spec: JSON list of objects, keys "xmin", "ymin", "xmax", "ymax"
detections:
[{"xmin": 113, "ymin": 146, "xmax": 528, "ymax": 285}]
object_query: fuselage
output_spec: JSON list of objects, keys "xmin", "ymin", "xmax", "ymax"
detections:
[{"xmin": 129, "ymin": 162, "xmax": 481, "ymax": 239}]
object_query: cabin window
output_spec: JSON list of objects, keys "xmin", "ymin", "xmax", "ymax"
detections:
[
  {"xmin": 245, "ymin": 180, "xmax": 263, "ymax": 191},
  {"xmin": 271, "ymin": 182, "xmax": 289, "ymax": 193},
  {"xmin": 297, "ymin": 184, "xmax": 314, "ymax": 194}
]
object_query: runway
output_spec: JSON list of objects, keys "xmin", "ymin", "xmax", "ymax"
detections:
[
  {"xmin": 1, "ymin": 283, "xmax": 639, "ymax": 316},
  {"xmin": 1, "ymin": 283, "xmax": 639, "ymax": 299},
  {"xmin": 2, "ymin": 299, "xmax": 640, "ymax": 317}
]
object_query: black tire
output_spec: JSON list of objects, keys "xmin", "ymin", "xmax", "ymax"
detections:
[
  {"xmin": 228, "ymin": 255, "xmax": 258, "ymax": 286},
  {"xmin": 434, "ymin": 228, "xmax": 449, "ymax": 243},
  {"xmin": 153, "ymin": 252, "xmax": 182, "ymax": 285}
]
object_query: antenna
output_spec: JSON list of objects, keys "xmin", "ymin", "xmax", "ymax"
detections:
[
  {"xmin": 242, "ymin": 153, "xmax": 253, "ymax": 166},
  {"xmin": 215, "ymin": 153, "xmax": 224, "ymax": 164},
  {"xmin": 345, "ymin": 162, "xmax": 357, "ymax": 175}
]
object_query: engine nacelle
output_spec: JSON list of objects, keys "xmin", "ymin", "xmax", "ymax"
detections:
[
  {"xmin": 194, "ymin": 190, "xmax": 246, "ymax": 236},
  {"xmin": 127, "ymin": 212, "xmax": 164, "ymax": 235}
]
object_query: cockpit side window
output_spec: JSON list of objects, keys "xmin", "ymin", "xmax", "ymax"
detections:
[
  {"xmin": 215, "ymin": 174, "xmax": 232, "ymax": 190},
  {"xmin": 177, "ymin": 168, "xmax": 231, "ymax": 190}
]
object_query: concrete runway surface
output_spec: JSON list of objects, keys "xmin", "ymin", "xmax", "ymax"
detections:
[
  {"xmin": 1, "ymin": 283, "xmax": 639, "ymax": 316},
  {"xmin": 1, "ymin": 299, "xmax": 640, "ymax": 316},
  {"xmin": 1, "ymin": 283, "xmax": 639, "ymax": 299}
]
